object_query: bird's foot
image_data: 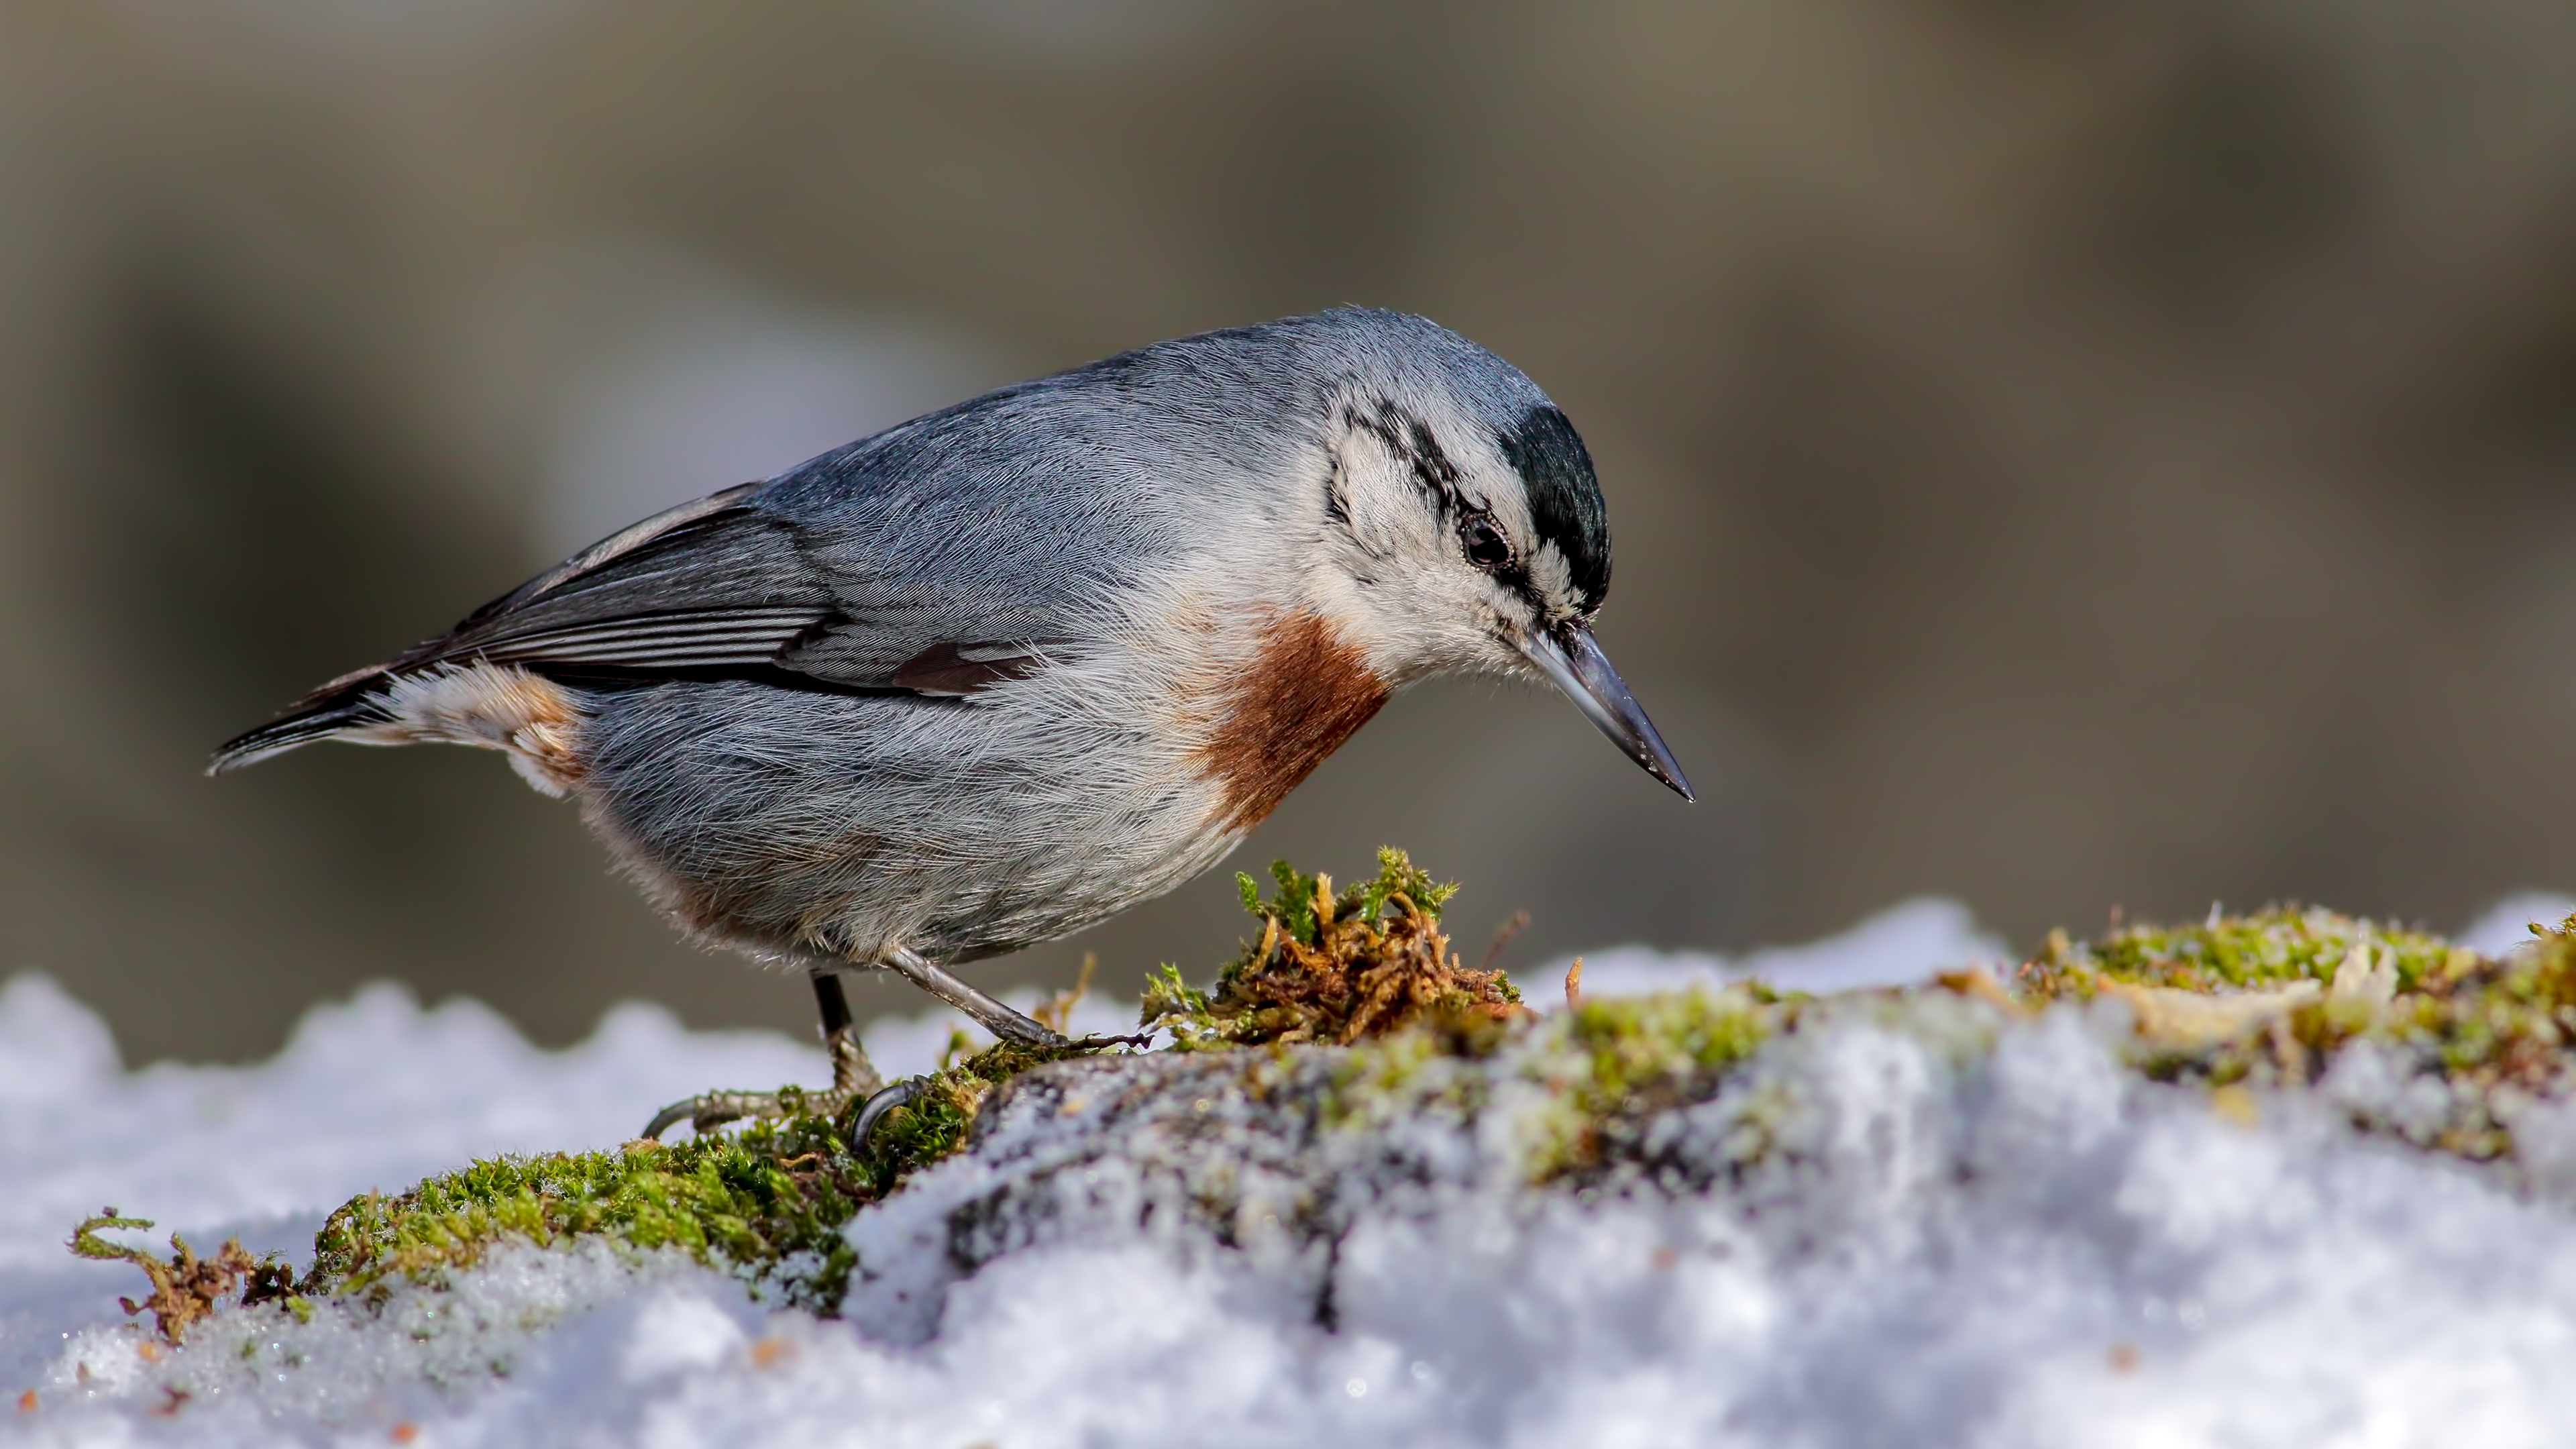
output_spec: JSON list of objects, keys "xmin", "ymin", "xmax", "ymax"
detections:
[
  {"xmin": 639, "ymin": 960, "xmax": 1157, "ymax": 1146},
  {"xmin": 849, "ymin": 1077, "xmax": 924, "ymax": 1147},
  {"xmin": 639, "ymin": 975, "xmax": 885, "ymax": 1140},
  {"xmin": 841, "ymin": 1028, "xmax": 1152, "ymax": 1149},
  {"xmin": 640, "ymin": 1083, "xmax": 851, "ymax": 1141}
]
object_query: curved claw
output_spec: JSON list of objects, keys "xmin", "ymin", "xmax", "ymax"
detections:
[
  {"xmin": 1067, "ymin": 1031, "xmax": 1157, "ymax": 1052},
  {"xmin": 640, "ymin": 1090, "xmax": 769, "ymax": 1142},
  {"xmin": 849, "ymin": 1079, "xmax": 924, "ymax": 1150},
  {"xmin": 641, "ymin": 1098, "xmax": 699, "ymax": 1142}
]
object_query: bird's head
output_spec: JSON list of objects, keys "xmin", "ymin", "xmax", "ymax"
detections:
[{"xmin": 1291, "ymin": 311, "xmax": 1693, "ymax": 802}]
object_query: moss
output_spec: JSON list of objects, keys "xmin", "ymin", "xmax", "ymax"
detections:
[
  {"xmin": 1141, "ymin": 847, "xmax": 1522, "ymax": 1049},
  {"xmin": 855, "ymin": 1037, "xmax": 1087, "ymax": 1187},
  {"xmin": 76, "ymin": 853, "xmax": 2576, "ymax": 1348},
  {"xmin": 300, "ymin": 1112, "xmax": 867, "ymax": 1312},
  {"xmin": 2016, "ymin": 905, "xmax": 2468, "ymax": 1000},
  {"xmin": 1561, "ymin": 990, "xmax": 1778, "ymax": 1114},
  {"xmin": 95, "ymin": 849, "xmax": 1509, "ymax": 1324},
  {"xmin": 1530, "ymin": 987, "xmax": 1783, "ymax": 1182},
  {"xmin": 294, "ymin": 1032, "xmax": 1105, "ymax": 1315},
  {"xmin": 1316, "ymin": 1008, "xmax": 1521, "ymax": 1134},
  {"xmin": 1503, "ymin": 902, "xmax": 2576, "ymax": 1185},
  {"xmin": 2008, "ymin": 904, "xmax": 2576, "ymax": 1164}
]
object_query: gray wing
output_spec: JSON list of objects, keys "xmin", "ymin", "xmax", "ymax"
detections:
[
  {"xmin": 210, "ymin": 473, "xmax": 1079, "ymax": 772},
  {"xmin": 391, "ymin": 477, "xmax": 1081, "ymax": 690}
]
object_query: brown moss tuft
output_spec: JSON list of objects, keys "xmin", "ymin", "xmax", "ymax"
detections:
[{"xmin": 1141, "ymin": 849, "xmax": 1524, "ymax": 1049}]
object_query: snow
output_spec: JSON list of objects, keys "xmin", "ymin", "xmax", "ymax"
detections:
[
  {"xmin": 1560, "ymin": 896, "xmax": 2011, "ymax": 1000},
  {"xmin": 2457, "ymin": 892, "xmax": 2576, "ymax": 958},
  {"xmin": 5, "ymin": 896, "xmax": 2575, "ymax": 1446}
]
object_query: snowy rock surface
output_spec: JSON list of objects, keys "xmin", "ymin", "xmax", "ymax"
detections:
[{"xmin": 7, "ymin": 899, "xmax": 2576, "ymax": 1447}]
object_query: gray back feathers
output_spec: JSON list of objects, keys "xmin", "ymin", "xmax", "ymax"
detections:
[{"xmin": 216, "ymin": 306, "xmax": 1578, "ymax": 771}]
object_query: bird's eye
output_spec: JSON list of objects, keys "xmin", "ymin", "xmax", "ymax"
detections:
[{"xmin": 1461, "ymin": 518, "xmax": 1512, "ymax": 572}]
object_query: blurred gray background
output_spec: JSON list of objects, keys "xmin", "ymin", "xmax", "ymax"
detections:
[{"xmin": 8, "ymin": 0, "xmax": 2576, "ymax": 1063}]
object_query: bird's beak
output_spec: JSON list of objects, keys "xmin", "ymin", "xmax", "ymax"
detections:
[{"xmin": 1519, "ymin": 623, "xmax": 1695, "ymax": 802}]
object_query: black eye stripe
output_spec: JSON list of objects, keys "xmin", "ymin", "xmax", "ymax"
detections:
[
  {"xmin": 1340, "ymin": 395, "xmax": 1548, "ymax": 596},
  {"xmin": 1347, "ymin": 398, "xmax": 1466, "ymax": 512},
  {"xmin": 1405, "ymin": 416, "xmax": 1462, "ymax": 491}
]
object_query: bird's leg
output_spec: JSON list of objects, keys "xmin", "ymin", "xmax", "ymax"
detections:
[
  {"xmin": 844, "ymin": 951, "xmax": 1169, "ymax": 1150},
  {"xmin": 645, "ymin": 951, "xmax": 1084, "ymax": 1146},
  {"xmin": 879, "ymin": 945, "xmax": 1065, "ymax": 1048},
  {"xmin": 813, "ymin": 970, "xmax": 884, "ymax": 1099},
  {"xmin": 837, "ymin": 947, "xmax": 1065, "ymax": 1151},
  {"xmin": 639, "ymin": 970, "xmax": 885, "ymax": 1140}
]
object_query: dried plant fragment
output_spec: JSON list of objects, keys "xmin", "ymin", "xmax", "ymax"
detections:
[{"xmin": 68, "ymin": 1210, "xmax": 292, "ymax": 1344}]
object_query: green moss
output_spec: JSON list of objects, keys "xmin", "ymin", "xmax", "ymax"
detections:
[
  {"xmin": 299, "ymin": 1034, "xmax": 1099, "ymax": 1314},
  {"xmin": 1238, "ymin": 851, "xmax": 1459, "ymax": 949},
  {"xmin": 855, "ymin": 1038, "xmax": 1079, "ymax": 1186},
  {"xmin": 1563, "ymin": 990, "xmax": 1777, "ymax": 1108},
  {"xmin": 197, "ymin": 851, "xmax": 1491, "ymax": 1322},
  {"xmin": 1318, "ymin": 1013, "xmax": 1514, "ymax": 1133},
  {"xmin": 2017, "ymin": 905, "xmax": 2469, "ymax": 1000},
  {"xmin": 1530, "ymin": 986, "xmax": 1781, "ymax": 1181},
  {"xmin": 301, "ymin": 1112, "xmax": 866, "ymax": 1312},
  {"xmin": 2068, "ymin": 911, "xmax": 2576, "ymax": 1161}
]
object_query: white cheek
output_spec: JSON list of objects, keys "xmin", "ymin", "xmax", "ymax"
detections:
[
  {"xmin": 1332, "ymin": 437, "xmax": 1440, "ymax": 562},
  {"xmin": 1311, "ymin": 429, "xmax": 1538, "ymax": 681},
  {"xmin": 1322, "ymin": 570, "xmax": 1519, "ymax": 684}
]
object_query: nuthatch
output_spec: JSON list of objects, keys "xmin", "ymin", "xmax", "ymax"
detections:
[{"xmin": 213, "ymin": 308, "xmax": 1690, "ymax": 1134}]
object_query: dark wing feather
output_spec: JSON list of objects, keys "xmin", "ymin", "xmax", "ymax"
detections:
[
  {"xmin": 415, "ymin": 486, "xmax": 828, "ymax": 671},
  {"xmin": 215, "ymin": 486, "xmax": 961, "ymax": 773},
  {"xmin": 886, "ymin": 641, "xmax": 1054, "ymax": 696},
  {"xmin": 474, "ymin": 606, "xmax": 833, "ymax": 670}
]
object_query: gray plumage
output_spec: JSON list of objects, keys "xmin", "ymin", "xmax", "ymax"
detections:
[{"xmin": 214, "ymin": 307, "xmax": 1687, "ymax": 1012}]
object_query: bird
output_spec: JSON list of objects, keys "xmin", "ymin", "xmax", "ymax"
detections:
[{"xmin": 211, "ymin": 307, "xmax": 1692, "ymax": 1137}]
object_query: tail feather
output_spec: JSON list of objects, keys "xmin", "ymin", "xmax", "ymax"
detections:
[{"xmin": 207, "ymin": 669, "xmax": 397, "ymax": 775}]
